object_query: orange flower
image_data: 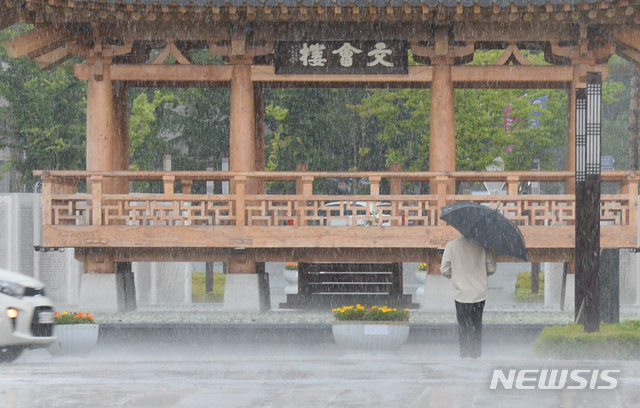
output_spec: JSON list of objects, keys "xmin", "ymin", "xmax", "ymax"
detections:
[
  {"xmin": 54, "ymin": 312, "xmax": 59, "ymax": 318},
  {"xmin": 87, "ymin": 313, "xmax": 93, "ymax": 320}
]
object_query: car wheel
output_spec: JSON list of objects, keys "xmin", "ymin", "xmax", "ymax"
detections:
[{"xmin": 0, "ymin": 346, "xmax": 23, "ymax": 363}]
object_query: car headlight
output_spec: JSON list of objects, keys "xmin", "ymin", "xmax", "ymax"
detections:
[{"xmin": 0, "ymin": 280, "xmax": 25, "ymax": 299}]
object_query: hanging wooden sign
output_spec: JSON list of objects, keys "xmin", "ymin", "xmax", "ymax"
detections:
[{"xmin": 275, "ymin": 40, "xmax": 408, "ymax": 75}]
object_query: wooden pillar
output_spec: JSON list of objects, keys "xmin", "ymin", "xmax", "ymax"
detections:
[
  {"xmin": 86, "ymin": 65, "xmax": 129, "ymax": 195},
  {"xmin": 230, "ymin": 64, "xmax": 256, "ymax": 193},
  {"xmin": 254, "ymin": 84, "xmax": 265, "ymax": 194},
  {"xmin": 296, "ymin": 164, "xmax": 309, "ymax": 195},
  {"xmin": 85, "ymin": 64, "xmax": 130, "ymax": 274},
  {"xmin": 430, "ymin": 64, "xmax": 456, "ymax": 174},
  {"xmin": 430, "ymin": 63, "xmax": 456, "ymax": 195},
  {"xmin": 113, "ymin": 82, "xmax": 130, "ymax": 194},
  {"xmin": 389, "ymin": 163, "xmax": 402, "ymax": 195}
]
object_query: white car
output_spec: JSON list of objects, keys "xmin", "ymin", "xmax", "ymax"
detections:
[{"xmin": 0, "ymin": 269, "xmax": 55, "ymax": 362}]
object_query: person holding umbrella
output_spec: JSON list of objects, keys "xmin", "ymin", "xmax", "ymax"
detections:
[
  {"xmin": 440, "ymin": 236, "xmax": 496, "ymax": 359},
  {"xmin": 439, "ymin": 201, "xmax": 528, "ymax": 359}
]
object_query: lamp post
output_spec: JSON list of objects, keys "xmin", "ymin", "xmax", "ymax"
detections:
[{"xmin": 575, "ymin": 72, "xmax": 602, "ymax": 332}]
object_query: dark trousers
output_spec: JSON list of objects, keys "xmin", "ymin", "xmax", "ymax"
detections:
[{"xmin": 455, "ymin": 300, "xmax": 485, "ymax": 358}]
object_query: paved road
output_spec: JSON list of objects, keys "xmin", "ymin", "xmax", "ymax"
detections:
[{"xmin": 2, "ymin": 337, "xmax": 639, "ymax": 408}]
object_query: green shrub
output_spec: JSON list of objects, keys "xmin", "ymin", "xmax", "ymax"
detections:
[
  {"xmin": 534, "ymin": 321, "xmax": 640, "ymax": 360},
  {"xmin": 192, "ymin": 272, "xmax": 225, "ymax": 303},
  {"xmin": 515, "ymin": 271, "xmax": 545, "ymax": 303}
]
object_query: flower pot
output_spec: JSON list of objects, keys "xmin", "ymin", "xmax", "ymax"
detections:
[
  {"xmin": 48, "ymin": 324, "xmax": 99, "ymax": 357},
  {"xmin": 332, "ymin": 321, "xmax": 410, "ymax": 352},
  {"xmin": 415, "ymin": 271, "xmax": 427, "ymax": 304},
  {"xmin": 283, "ymin": 269, "xmax": 298, "ymax": 294}
]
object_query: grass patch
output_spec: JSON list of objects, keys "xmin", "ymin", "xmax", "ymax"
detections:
[
  {"xmin": 192, "ymin": 272, "xmax": 225, "ymax": 303},
  {"xmin": 534, "ymin": 321, "xmax": 640, "ymax": 360},
  {"xmin": 515, "ymin": 271, "xmax": 544, "ymax": 303}
]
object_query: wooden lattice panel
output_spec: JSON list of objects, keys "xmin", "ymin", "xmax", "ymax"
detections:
[
  {"xmin": 98, "ymin": 195, "xmax": 235, "ymax": 226},
  {"xmin": 50, "ymin": 195, "xmax": 91, "ymax": 225},
  {"xmin": 397, "ymin": 196, "xmax": 438, "ymax": 226},
  {"xmin": 47, "ymin": 192, "xmax": 631, "ymax": 228},
  {"xmin": 600, "ymin": 195, "xmax": 629, "ymax": 226}
]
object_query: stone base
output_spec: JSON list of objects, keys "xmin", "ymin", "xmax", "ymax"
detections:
[
  {"xmin": 79, "ymin": 271, "xmax": 136, "ymax": 313},
  {"xmin": 422, "ymin": 275, "xmax": 456, "ymax": 312},
  {"xmin": 79, "ymin": 274, "xmax": 119, "ymax": 312},
  {"xmin": 543, "ymin": 262, "xmax": 575, "ymax": 311},
  {"xmin": 223, "ymin": 273, "xmax": 271, "ymax": 313}
]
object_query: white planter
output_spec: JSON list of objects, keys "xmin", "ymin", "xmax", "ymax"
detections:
[
  {"xmin": 283, "ymin": 269, "xmax": 298, "ymax": 294},
  {"xmin": 332, "ymin": 321, "xmax": 410, "ymax": 352},
  {"xmin": 415, "ymin": 271, "xmax": 427, "ymax": 284},
  {"xmin": 48, "ymin": 324, "xmax": 99, "ymax": 357}
]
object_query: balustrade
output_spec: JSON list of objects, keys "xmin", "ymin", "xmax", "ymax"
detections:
[{"xmin": 37, "ymin": 170, "xmax": 639, "ymax": 231}]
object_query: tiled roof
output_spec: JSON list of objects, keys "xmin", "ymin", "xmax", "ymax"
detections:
[{"xmin": 71, "ymin": 0, "xmax": 614, "ymax": 7}]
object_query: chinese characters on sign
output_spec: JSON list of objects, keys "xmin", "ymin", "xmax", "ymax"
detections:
[{"xmin": 275, "ymin": 40, "xmax": 408, "ymax": 75}]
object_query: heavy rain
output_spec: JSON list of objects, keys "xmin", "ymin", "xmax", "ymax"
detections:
[{"xmin": 1, "ymin": 0, "xmax": 640, "ymax": 406}]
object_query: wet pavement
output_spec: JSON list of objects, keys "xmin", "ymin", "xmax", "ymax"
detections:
[{"xmin": 3, "ymin": 330, "xmax": 640, "ymax": 408}]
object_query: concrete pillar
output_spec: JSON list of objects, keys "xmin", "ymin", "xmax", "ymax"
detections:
[
  {"xmin": 543, "ymin": 262, "xmax": 575, "ymax": 310},
  {"xmin": 116, "ymin": 262, "xmax": 136, "ymax": 312},
  {"xmin": 600, "ymin": 249, "xmax": 620, "ymax": 323},
  {"xmin": 224, "ymin": 255, "xmax": 271, "ymax": 312},
  {"xmin": 619, "ymin": 249, "xmax": 639, "ymax": 305}
]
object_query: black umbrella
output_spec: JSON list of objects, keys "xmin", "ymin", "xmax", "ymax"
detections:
[{"xmin": 439, "ymin": 201, "xmax": 528, "ymax": 261}]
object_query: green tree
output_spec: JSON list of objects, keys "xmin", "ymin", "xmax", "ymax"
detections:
[{"xmin": 0, "ymin": 26, "xmax": 86, "ymax": 187}]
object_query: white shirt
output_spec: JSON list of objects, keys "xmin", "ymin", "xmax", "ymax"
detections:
[{"xmin": 440, "ymin": 236, "xmax": 497, "ymax": 303}]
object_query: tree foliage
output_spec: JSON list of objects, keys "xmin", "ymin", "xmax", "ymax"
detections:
[
  {"xmin": 0, "ymin": 29, "xmax": 632, "ymax": 191},
  {"xmin": 0, "ymin": 25, "xmax": 86, "ymax": 187}
]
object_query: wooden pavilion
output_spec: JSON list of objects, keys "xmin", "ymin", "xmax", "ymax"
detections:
[{"xmin": 2, "ymin": 0, "xmax": 640, "ymax": 311}]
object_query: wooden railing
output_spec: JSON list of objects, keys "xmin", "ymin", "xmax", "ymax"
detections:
[{"xmin": 36, "ymin": 170, "xmax": 639, "ymax": 229}]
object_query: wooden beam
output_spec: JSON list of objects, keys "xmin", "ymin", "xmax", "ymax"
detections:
[
  {"xmin": 75, "ymin": 63, "xmax": 234, "ymax": 82},
  {"xmin": 35, "ymin": 46, "xmax": 73, "ymax": 69},
  {"xmin": 42, "ymin": 224, "xmax": 637, "ymax": 249},
  {"xmin": 607, "ymin": 26, "xmax": 640, "ymax": 53},
  {"xmin": 451, "ymin": 64, "xmax": 574, "ymax": 83},
  {"xmin": 251, "ymin": 64, "xmax": 576, "ymax": 84},
  {"xmin": 0, "ymin": 10, "xmax": 17, "ymax": 32},
  {"xmin": 619, "ymin": 48, "xmax": 640, "ymax": 65},
  {"xmin": 251, "ymin": 64, "xmax": 433, "ymax": 83},
  {"xmin": 73, "ymin": 246, "xmax": 574, "ymax": 264},
  {"xmin": 4, "ymin": 25, "xmax": 75, "ymax": 59}
]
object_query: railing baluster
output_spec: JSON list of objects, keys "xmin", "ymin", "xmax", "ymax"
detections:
[
  {"xmin": 235, "ymin": 175, "xmax": 246, "ymax": 226},
  {"xmin": 91, "ymin": 175, "xmax": 103, "ymax": 226},
  {"xmin": 41, "ymin": 175, "xmax": 53, "ymax": 225},
  {"xmin": 369, "ymin": 176, "xmax": 381, "ymax": 196},
  {"xmin": 163, "ymin": 175, "xmax": 175, "ymax": 195},
  {"xmin": 507, "ymin": 176, "xmax": 519, "ymax": 195}
]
